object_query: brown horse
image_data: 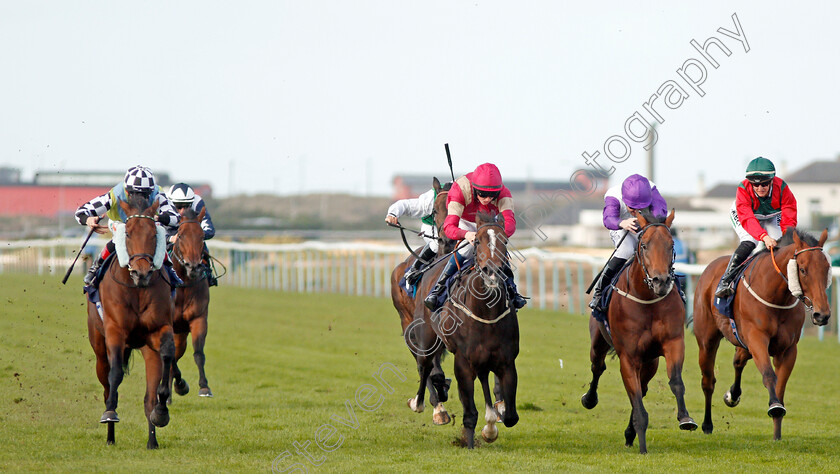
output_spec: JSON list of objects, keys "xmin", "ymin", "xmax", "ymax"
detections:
[
  {"xmin": 169, "ymin": 207, "xmax": 214, "ymax": 399},
  {"xmin": 581, "ymin": 209, "xmax": 696, "ymax": 454},
  {"xmin": 694, "ymin": 227, "xmax": 831, "ymax": 440},
  {"xmin": 391, "ymin": 177, "xmax": 454, "ymax": 425},
  {"xmin": 412, "ymin": 211, "xmax": 520, "ymax": 448},
  {"xmin": 86, "ymin": 196, "xmax": 175, "ymax": 449}
]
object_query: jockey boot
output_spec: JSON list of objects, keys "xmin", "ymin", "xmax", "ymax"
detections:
[
  {"xmin": 715, "ymin": 241, "xmax": 756, "ymax": 298},
  {"xmin": 84, "ymin": 243, "xmax": 113, "ymax": 287},
  {"xmin": 163, "ymin": 253, "xmax": 184, "ymax": 288},
  {"xmin": 201, "ymin": 249, "xmax": 218, "ymax": 287},
  {"xmin": 84, "ymin": 256, "xmax": 104, "ymax": 286},
  {"xmin": 589, "ymin": 257, "xmax": 627, "ymax": 312},
  {"xmin": 405, "ymin": 244, "xmax": 436, "ymax": 286},
  {"xmin": 424, "ymin": 255, "xmax": 460, "ymax": 311},
  {"xmin": 501, "ymin": 265, "xmax": 527, "ymax": 309}
]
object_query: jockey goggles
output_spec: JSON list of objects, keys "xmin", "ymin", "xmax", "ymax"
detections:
[
  {"xmin": 475, "ymin": 189, "xmax": 500, "ymax": 199},
  {"xmin": 748, "ymin": 177, "xmax": 772, "ymax": 187}
]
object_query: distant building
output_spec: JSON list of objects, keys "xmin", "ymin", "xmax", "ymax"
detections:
[{"xmin": 0, "ymin": 168, "xmax": 212, "ymax": 217}]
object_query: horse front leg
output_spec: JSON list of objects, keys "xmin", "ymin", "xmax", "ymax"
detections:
[
  {"xmin": 454, "ymin": 355, "xmax": 478, "ymax": 448},
  {"xmin": 190, "ymin": 316, "xmax": 213, "ymax": 397},
  {"xmin": 171, "ymin": 332, "xmax": 189, "ymax": 399},
  {"xmin": 771, "ymin": 345, "xmax": 798, "ymax": 440},
  {"xmin": 582, "ymin": 317, "xmax": 610, "ymax": 410},
  {"xmin": 497, "ymin": 361, "xmax": 519, "ymax": 428},
  {"xmin": 141, "ymin": 345, "xmax": 163, "ymax": 449},
  {"xmin": 725, "ymin": 346, "xmax": 751, "ymax": 408},
  {"xmin": 662, "ymin": 338, "xmax": 698, "ymax": 431},
  {"xmin": 477, "ymin": 370, "xmax": 499, "ymax": 443},
  {"xmin": 619, "ymin": 356, "xmax": 648, "ymax": 454},
  {"xmin": 428, "ymin": 352, "xmax": 451, "ymax": 425},
  {"xmin": 697, "ymin": 331, "xmax": 722, "ymax": 434},
  {"xmin": 743, "ymin": 333, "xmax": 785, "ymax": 423},
  {"xmin": 147, "ymin": 329, "xmax": 175, "ymax": 437},
  {"xmin": 102, "ymin": 341, "xmax": 126, "ymax": 427},
  {"xmin": 89, "ymin": 323, "xmax": 116, "ymax": 445}
]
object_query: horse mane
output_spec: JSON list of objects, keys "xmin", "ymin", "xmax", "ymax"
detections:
[
  {"xmin": 776, "ymin": 227, "xmax": 819, "ymax": 248},
  {"xmin": 125, "ymin": 193, "xmax": 150, "ymax": 213},
  {"xmin": 441, "ymin": 181, "xmax": 452, "ymax": 192},
  {"xmin": 181, "ymin": 207, "xmax": 198, "ymax": 220},
  {"xmin": 638, "ymin": 208, "xmax": 665, "ymax": 225},
  {"xmin": 476, "ymin": 211, "xmax": 504, "ymax": 228}
]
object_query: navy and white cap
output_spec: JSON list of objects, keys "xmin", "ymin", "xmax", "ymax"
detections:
[
  {"xmin": 168, "ymin": 183, "xmax": 195, "ymax": 205},
  {"xmin": 124, "ymin": 165, "xmax": 156, "ymax": 192}
]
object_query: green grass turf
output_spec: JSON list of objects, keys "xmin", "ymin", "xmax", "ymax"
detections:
[{"xmin": 2, "ymin": 273, "xmax": 840, "ymax": 472}]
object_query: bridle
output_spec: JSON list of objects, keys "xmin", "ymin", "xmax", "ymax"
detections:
[
  {"xmin": 634, "ymin": 223, "xmax": 675, "ymax": 291},
  {"xmin": 125, "ymin": 214, "xmax": 157, "ymax": 272},
  {"xmin": 765, "ymin": 244, "xmax": 827, "ymax": 310},
  {"xmin": 474, "ymin": 220, "xmax": 508, "ymax": 284},
  {"xmin": 170, "ymin": 217, "xmax": 202, "ymax": 268}
]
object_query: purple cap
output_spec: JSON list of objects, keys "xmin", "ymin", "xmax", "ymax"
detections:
[{"xmin": 621, "ymin": 174, "xmax": 652, "ymax": 209}]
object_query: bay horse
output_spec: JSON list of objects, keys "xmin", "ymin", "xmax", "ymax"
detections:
[
  {"xmin": 581, "ymin": 209, "xmax": 696, "ymax": 454},
  {"xmin": 86, "ymin": 196, "xmax": 176, "ymax": 449},
  {"xmin": 693, "ymin": 227, "xmax": 831, "ymax": 440},
  {"xmin": 412, "ymin": 211, "xmax": 519, "ymax": 448},
  {"xmin": 169, "ymin": 207, "xmax": 213, "ymax": 399},
  {"xmin": 391, "ymin": 177, "xmax": 454, "ymax": 425}
]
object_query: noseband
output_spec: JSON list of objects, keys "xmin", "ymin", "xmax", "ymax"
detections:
[
  {"xmin": 768, "ymin": 245, "xmax": 827, "ymax": 310},
  {"xmin": 634, "ymin": 223, "xmax": 674, "ymax": 291},
  {"xmin": 125, "ymin": 214, "xmax": 157, "ymax": 272}
]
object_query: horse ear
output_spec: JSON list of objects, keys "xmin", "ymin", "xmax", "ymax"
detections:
[
  {"xmin": 476, "ymin": 213, "xmax": 487, "ymax": 227},
  {"xmin": 147, "ymin": 200, "xmax": 160, "ymax": 216},
  {"xmin": 198, "ymin": 207, "xmax": 206, "ymax": 221},
  {"xmin": 792, "ymin": 230, "xmax": 802, "ymax": 248},
  {"xmin": 635, "ymin": 210, "xmax": 649, "ymax": 228},
  {"xmin": 819, "ymin": 228, "xmax": 828, "ymax": 247},
  {"xmin": 433, "ymin": 177, "xmax": 441, "ymax": 193},
  {"xmin": 496, "ymin": 212, "xmax": 505, "ymax": 227},
  {"xmin": 665, "ymin": 208, "xmax": 675, "ymax": 227}
]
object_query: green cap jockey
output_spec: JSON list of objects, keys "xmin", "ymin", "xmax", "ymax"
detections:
[{"xmin": 745, "ymin": 157, "xmax": 775, "ymax": 183}]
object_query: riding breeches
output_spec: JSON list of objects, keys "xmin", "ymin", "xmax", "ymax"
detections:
[
  {"xmin": 421, "ymin": 223, "xmax": 440, "ymax": 253},
  {"xmin": 610, "ymin": 229, "xmax": 638, "ymax": 260}
]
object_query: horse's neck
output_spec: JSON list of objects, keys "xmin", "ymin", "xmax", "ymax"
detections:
[
  {"xmin": 625, "ymin": 259, "xmax": 657, "ymax": 299},
  {"xmin": 462, "ymin": 273, "xmax": 507, "ymax": 315},
  {"xmin": 751, "ymin": 246, "xmax": 795, "ymax": 300}
]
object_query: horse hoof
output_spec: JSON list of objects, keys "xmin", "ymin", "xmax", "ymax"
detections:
[
  {"xmin": 768, "ymin": 403, "xmax": 786, "ymax": 418},
  {"xmin": 581, "ymin": 392, "xmax": 598, "ymax": 410},
  {"xmin": 174, "ymin": 379, "xmax": 190, "ymax": 396},
  {"xmin": 147, "ymin": 439, "xmax": 159, "ymax": 450},
  {"xmin": 494, "ymin": 400, "xmax": 506, "ymax": 422},
  {"xmin": 679, "ymin": 418, "xmax": 699, "ymax": 431},
  {"xmin": 481, "ymin": 424, "xmax": 499, "ymax": 443},
  {"xmin": 100, "ymin": 411, "xmax": 119, "ymax": 423},
  {"xmin": 199, "ymin": 387, "xmax": 213, "ymax": 397},
  {"xmin": 433, "ymin": 404, "xmax": 451, "ymax": 425},
  {"xmin": 407, "ymin": 397, "xmax": 424, "ymax": 413},
  {"xmin": 723, "ymin": 390, "xmax": 740, "ymax": 407},
  {"xmin": 150, "ymin": 407, "xmax": 169, "ymax": 428}
]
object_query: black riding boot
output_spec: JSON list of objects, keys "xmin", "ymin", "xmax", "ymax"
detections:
[
  {"xmin": 424, "ymin": 255, "xmax": 460, "ymax": 311},
  {"xmin": 502, "ymin": 265, "xmax": 527, "ymax": 309},
  {"xmin": 84, "ymin": 256, "xmax": 104, "ymax": 286},
  {"xmin": 715, "ymin": 241, "xmax": 756, "ymax": 298},
  {"xmin": 405, "ymin": 244, "xmax": 436, "ymax": 286},
  {"xmin": 202, "ymin": 247, "xmax": 218, "ymax": 287},
  {"xmin": 588, "ymin": 257, "xmax": 627, "ymax": 312}
]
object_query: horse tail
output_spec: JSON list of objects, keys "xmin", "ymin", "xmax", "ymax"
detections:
[{"xmin": 122, "ymin": 347, "xmax": 133, "ymax": 376}]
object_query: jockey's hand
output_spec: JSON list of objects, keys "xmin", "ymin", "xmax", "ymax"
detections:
[
  {"xmin": 86, "ymin": 216, "xmax": 107, "ymax": 234},
  {"xmin": 619, "ymin": 218, "xmax": 639, "ymax": 232},
  {"xmin": 385, "ymin": 215, "xmax": 399, "ymax": 226},
  {"xmin": 762, "ymin": 235, "xmax": 777, "ymax": 248},
  {"xmin": 169, "ymin": 235, "xmax": 178, "ymax": 244},
  {"xmin": 464, "ymin": 231, "xmax": 477, "ymax": 244}
]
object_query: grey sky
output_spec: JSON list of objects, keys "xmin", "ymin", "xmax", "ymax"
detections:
[{"xmin": 1, "ymin": 2, "xmax": 837, "ymax": 197}]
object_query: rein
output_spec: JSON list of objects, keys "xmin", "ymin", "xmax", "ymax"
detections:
[
  {"xmin": 634, "ymin": 222, "xmax": 675, "ymax": 292},
  {"xmin": 125, "ymin": 214, "xmax": 157, "ymax": 271},
  {"xmin": 757, "ymin": 244, "xmax": 826, "ymax": 310}
]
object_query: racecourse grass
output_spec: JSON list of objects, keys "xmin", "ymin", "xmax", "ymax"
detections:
[{"xmin": 2, "ymin": 273, "xmax": 840, "ymax": 472}]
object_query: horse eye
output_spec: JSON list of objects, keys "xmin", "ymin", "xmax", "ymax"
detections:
[{"xmin": 800, "ymin": 267, "xmax": 806, "ymax": 275}]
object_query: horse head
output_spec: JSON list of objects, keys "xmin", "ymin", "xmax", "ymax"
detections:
[
  {"xmin": 432, "ymin": 177, "xmax": 456, "ymax": 254},
  {"xmin": 790, "ymin": 228, "xmax": 831, "ymax": 326},
  {"xmin": 173, "ymin": 207, "xmax": 206, "ymax": 280},
  {"xmin": 633, "ymin": 208, "xmax": 676, "ymax": 297},
  {"xmin": 118, "ymin": 196, "xmax": 161, "ymax": 287},
  {"xmin": 474, "ymin": 211, "xmax": 508, "ymax": 291}
]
